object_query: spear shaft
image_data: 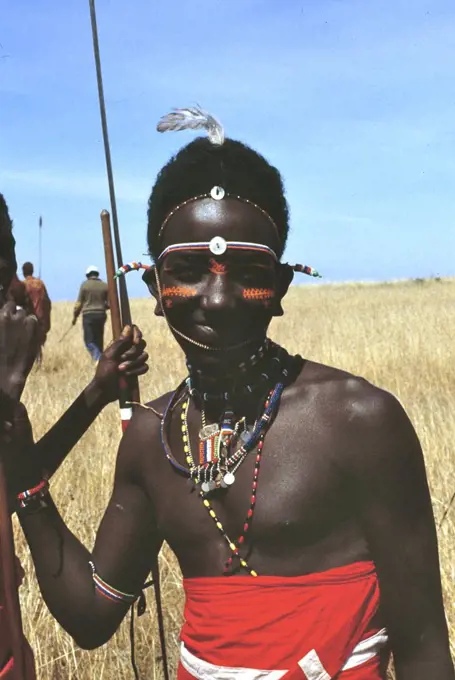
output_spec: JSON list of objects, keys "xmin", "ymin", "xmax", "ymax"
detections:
[
  {"xmin": 88, "ymin": 0, "xmax": 131, "ymax": 327},
  {"xmin": 89, "ymin": 3, "xmax": 168, "ymax": 675}
]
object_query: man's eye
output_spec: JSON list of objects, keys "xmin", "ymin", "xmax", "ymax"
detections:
[
  {"xmin": 168, "ymin": 266, "xmax": 201, "ymax": 282},
  {"xmin": 234, "ymin": 266, "xmax": 271, "ymax": 286}
]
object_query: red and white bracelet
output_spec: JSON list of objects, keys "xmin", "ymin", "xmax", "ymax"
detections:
[{"xmin": 16, "ymin": 478, "xmax": 50, "ymax": 511}]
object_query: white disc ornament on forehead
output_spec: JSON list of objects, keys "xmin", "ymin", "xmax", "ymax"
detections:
[
  {"xmin": 210, "ymin": 186, "xmax": 225, "ymax": 200},
  {"xmin": 209, "ymin": 236, "xmax": 227, "ymax": 255}
]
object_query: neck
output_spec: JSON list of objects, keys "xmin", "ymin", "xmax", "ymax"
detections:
[{"xmin": 186, "ymin": 338, "xmax": 293, "ymax": 419}]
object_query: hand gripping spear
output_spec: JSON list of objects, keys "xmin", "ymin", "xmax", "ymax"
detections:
[{"xmin": 88, "ymin": 2, "xmax": 169, "ymax": 678}]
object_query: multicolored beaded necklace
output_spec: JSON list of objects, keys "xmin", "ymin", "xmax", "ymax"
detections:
[
  {"xmin": 160, "ymin": 345, "xmax": 302, "ymax": 576},
  {"xmin": 182, "ymin": 386, "xmax": 282, "ymax": 576}
]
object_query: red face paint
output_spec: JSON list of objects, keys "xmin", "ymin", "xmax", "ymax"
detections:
[
  {"xmin": 208, "ymin": 258, "xmax": 228, "ymax": 275},
  {"xmin": 242, "ymin": 288, "xmax": 275, "ymax": 301},
  {"xmin": 162, "ymin": 286, "xmax": 197, "ymax": 299}
]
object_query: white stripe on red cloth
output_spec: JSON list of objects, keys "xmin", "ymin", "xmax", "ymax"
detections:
[{"xmin": 180, "ymin": 628, "xmax": 388, "ymax": 680}]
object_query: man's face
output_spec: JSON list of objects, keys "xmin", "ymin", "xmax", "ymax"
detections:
[
  {"xmin": 0, "ymin": 226, "xmax": 16, "ymax": 303},
  {"xmin": 154, "ymin": 197, "xmax": 286, "ymax": 368}
]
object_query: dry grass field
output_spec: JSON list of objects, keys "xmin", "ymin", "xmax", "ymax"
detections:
[{"xmin": 14, "ymin": 278, "xmax": 455, "ymax": 679}]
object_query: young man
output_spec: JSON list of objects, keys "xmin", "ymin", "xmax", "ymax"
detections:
[
  {"xmin": 73, "ymin": 266, "xmax": 109, "ymax": 361},
  {"xmin": 0, "ymin": 192, "xmax": 149, "ymax": 678},
  {"xmin": 22, "ymin": 262, "xmax": 52, "ymax": 360},
  {"xmin": 4, "ymin": 113, "xmax": 454, "ymax": 680}
]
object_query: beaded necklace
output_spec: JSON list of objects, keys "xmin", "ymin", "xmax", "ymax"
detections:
[
  {"xmin": 181, "ymin": 384, "xmax": 283, "ymax": 576},
  {"xmin": 160, "ymin": 349, "xmax": 303, "ymax": 576}
]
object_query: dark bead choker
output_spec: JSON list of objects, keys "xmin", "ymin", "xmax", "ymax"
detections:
[{"xmin": 186, "ymin": 338, "xmax": 289, "ymax": 403}]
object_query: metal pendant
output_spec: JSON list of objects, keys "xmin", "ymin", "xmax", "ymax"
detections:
[
  {"xmin": 201, "ymin": 481, "xmax": 211, "ymax": 493},
  {"xmin": 223, "ymin": 472, "xmax": 236, "ymax": 486},
  {"xmin": 199, "ymin": 423, "xmax": 220, "ymax": 441}
]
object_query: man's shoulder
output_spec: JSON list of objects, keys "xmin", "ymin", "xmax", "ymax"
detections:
[
  {"xmin": 123, "ymin": 390, "xmax": 175, "ymax": 441},
  {"xmin": 295, "ymin": 359, "xmax": 402, "ymax": 428},
  {"xmin": 115, "ymin": 390, "xmax": 176, "ymax": 476}
]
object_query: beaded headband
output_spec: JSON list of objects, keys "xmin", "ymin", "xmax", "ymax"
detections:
[
  {"xmin": 114, "ymin": 259, "xmax": 321, "ymax": 280},
  {"xmin": 157, "ymin": 185, "xmax": 280, "ymax": 244},
  {"xmin": 156, "ymin": 108, "xmax": 282, "ymax": 245},
  {"xmin": 157, "ymin": 238, "xmax": 278, "ymax": 262}
]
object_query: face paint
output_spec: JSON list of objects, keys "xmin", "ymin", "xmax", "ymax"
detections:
[
  {"xmin": 242, "ymin": 288, "xmax": 275, "ymax": 301},
  {"xmin": 208, "ymin": 258, "xmax": 228, "ymax": 275},
  {"xmin": 161, "ymin": 285, "xmax": 197, "ymax": 299}
]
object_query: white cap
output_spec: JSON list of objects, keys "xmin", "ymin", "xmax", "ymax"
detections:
[{"xmin": 86, "ymin": 265, "xmax": 99, "ymax": 276}]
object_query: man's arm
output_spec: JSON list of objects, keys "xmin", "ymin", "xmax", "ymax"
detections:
[
  {"xmin": 0, "ymin": 324, "xmax": 148, "ymax": 495},
  {"xmin": 346, "ymin": 385, "xmax": 454, "ymax": 680},
  {"xmin": 33, "ymin": 326, "xmax": 148, "ymax": 480},
  {"xmin": 73, "ymin": 284, "xmax": 84, "ymax": 323},
  {"xmin": 18, "ymin": 409, "xmax": 161, "ymax": 649}
]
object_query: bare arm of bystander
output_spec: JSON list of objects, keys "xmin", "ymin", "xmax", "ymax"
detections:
[{"xmin": 18, "ymin": 409, "xmax": 161, "ymax": 649}]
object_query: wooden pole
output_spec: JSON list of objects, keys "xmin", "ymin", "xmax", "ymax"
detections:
[
  {"xmin": 101, "ymin": 210, "xmax": 121, "ymax": 340},
  {"xmin": 100, "ymin": 210, "xmax": 169, "ymax": 679},
  {"xmin": 89, "ymin": 2, "xmax": 168, "ymax": 672}
]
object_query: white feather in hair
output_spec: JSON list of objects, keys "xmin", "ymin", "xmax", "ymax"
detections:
[{"xmin": 157, "ymin": 106, "xmax": 225, "ymax": 146}]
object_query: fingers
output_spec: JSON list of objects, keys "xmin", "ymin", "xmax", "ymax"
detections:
[
  {"xmin": 132, "ymin": 325, "xmax": 143, "ymax": 345},
  {"xmin": 119, "ymin": 338, "xmax": 146, "ymax": 362},
  {"xmin": 108, "ymin": 325, "xmax": 146, "ymax": 360},
  {"xmin": 105, "ymin": 325, "xmax": 135, "ymax": 359},
  {"xmin": 118, "ymin": 351, "xmax": 149, "ymax": 375}
]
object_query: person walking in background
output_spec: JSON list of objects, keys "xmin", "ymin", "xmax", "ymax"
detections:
[
  {"xmin": 22, "ymin": 262, "xmax": 52, "ymax": 362},
  {"xmin": 73, "ymin": 265, "xmax": 109, "ymax": 361}
]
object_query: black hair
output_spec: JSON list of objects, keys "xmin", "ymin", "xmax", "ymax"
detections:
[
  {"xmin": 147, "ymin": 137, "xmax": 289, "ymax": 261},
  {"xmin": 0, "ymin": 193, "xmax": 13, "ymax": 236},
  {"xmin": 22, "ymin": 261, "xmax": 34, "ymax": 276}
]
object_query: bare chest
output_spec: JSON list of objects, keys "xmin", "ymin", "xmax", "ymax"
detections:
[{"xmin": 144, "ymin": 395, "xmax": 367, "ymax": 576}]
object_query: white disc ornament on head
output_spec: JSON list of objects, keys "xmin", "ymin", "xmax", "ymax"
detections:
[
  {"xmin": 210, "ymin": 186, "xmax": 225, "ymax": 200},
  {"xmin": 209, "ymin": 236, "xmax": 227, "ymax": 255}
]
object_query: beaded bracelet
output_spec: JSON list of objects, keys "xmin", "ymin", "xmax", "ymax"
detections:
[
  {"xmin": 89, "ymin": 561, "xmax": 138, "ymax": 605},
  {"xmin": 16, "ymin": 478, "xmax": 50, "ymax": 512}
]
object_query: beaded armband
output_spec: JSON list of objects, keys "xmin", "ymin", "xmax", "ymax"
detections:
[
  {"xmin": 89, "ymin": 561, "xmax": 138, "ymax": 605},
  {"xmin": 16, "ymin": 478, "xmax": 50, "ymax": 513}
]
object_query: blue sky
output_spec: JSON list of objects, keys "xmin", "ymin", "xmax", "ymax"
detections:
[{"xmin": 1, "ymin": 0, "xmax": 454, "ymax": 300}]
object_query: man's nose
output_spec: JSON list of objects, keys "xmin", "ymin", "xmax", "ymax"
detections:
[{"xmin": 200, "ymin": 273, "xmax": 236, "ymax": 312}]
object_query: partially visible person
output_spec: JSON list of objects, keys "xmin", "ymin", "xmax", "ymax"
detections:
[
  {"xmin": 0, "ymin": 195, "xmax": 18, "ymax": 308},
  {"xmin": 73, "ymin": 266, "xmax": 109, "ymax": 361},
  {"xmin": 0, "ymin": 192, "xmax": 37, "ymax": 679},
  {"xmin": 22, "ymin": 262, "xmax": 52, "ymax": 361},
  {"xmin": 0, "ymin": 193, "xmax": 149, "ymax": 679}
]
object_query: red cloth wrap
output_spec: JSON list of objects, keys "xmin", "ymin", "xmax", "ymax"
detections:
[
  {"xmin": 179, "ymin": 561, "xmax": 388, "ymax": 679},
  {"xmin": 0, "ymin": 557, "xmax": 36, "ymax": 679}
]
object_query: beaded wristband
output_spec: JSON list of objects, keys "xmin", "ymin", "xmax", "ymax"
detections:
[
  {"xmin": 16, "ymin": 478, "xmax": 50, "ymax": 511},
  {"xmin": 89, "ymin": 561, "xmax": 138, "ymax": 605}
]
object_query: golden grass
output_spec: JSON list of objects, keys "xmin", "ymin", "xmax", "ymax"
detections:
[{"xmin": 13, "ymin": 278, "xmax": 455, "ymax": 678}]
